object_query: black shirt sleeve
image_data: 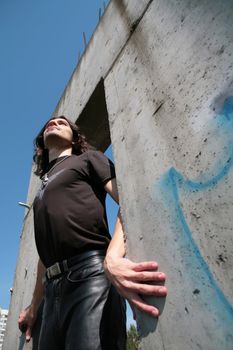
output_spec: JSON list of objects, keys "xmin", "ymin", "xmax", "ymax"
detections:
[{"xmin": 87, "ymin": 150, "xmax": 116, "ymax": 186}]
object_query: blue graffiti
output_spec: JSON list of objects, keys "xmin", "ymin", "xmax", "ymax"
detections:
[{"xmin": 159, "ymin": 97, "xmax": 233, "ymax": 326}]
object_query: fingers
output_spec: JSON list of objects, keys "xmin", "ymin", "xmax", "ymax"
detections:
[
  {"xmin": 18, "ymin": 307, "xmax": 33, "ymax": 342},
  {"xmin": 18, "ymin": 322, "xmax": 32, "ymax": 342},
  {"xmin": 18, "ymin": 313, "xmax": 26, "ymax": 332},
  {"xmin": 118, "ymin": 259, "xmax": 166, "ymax": 282},
  {"xmin": 130, "ymin": 271, "xmax": 166, "ymax": 283},
  {"xmin": 122, "ymin": 281, "xmax": 167, "ymax": 296},
  {"xmin": 105, "ymin": 256, "xmax": 167, "ymax": 318},
  {"xmin": 26, "ymin": 327, "xmax": 32, "ymax": 342},
  {"xmin": 18, "ymin": 322, "xmax": 27, "ymax": 333},
  {"xmin": 133, "ymin": 261, "xmax": 159, "ymax": 272}
]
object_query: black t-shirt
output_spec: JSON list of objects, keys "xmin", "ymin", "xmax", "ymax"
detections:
[{"xmin": 33, "ymin": 150, "xmax": 116, "ymax": 267}]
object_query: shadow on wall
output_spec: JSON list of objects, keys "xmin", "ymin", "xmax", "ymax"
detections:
[{"xmin": 136, "ymin": 296, "xmax": 166, "ymax": 337}]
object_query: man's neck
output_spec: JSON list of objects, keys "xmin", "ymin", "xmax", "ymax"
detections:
[{"xmin": 48, "ymin": 148, "xmax": 72, "ymax": 162}]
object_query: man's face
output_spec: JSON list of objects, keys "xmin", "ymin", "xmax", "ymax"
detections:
[{"xmin": 43, "ymin": 118, "xmax": 73, "ymax": 148}]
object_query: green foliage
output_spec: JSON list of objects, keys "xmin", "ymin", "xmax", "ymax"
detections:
[{"xmin": 127, "ymin": 324, "xmax": 140, "ymax": 350}]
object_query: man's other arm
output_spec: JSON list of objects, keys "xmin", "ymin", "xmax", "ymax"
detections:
[{"xmin": 18, "ymin": 259, "xmax": 45, "ymax": 342}]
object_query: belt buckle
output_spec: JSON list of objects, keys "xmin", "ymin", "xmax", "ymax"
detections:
[{"xmin": 47, "ymin": 262, "xmax": 62, "ymax": 279}]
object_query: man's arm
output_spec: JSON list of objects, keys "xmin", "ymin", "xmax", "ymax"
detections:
[
  {"xmin": 104, "ymin": 178, "xmax": 167, "ymax": 318},
  {"xmin": 18, "ymin": 258, "xmax": 45, "ymax": 342}
]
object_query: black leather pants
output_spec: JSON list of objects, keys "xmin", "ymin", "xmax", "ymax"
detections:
[{"xmin": 38, "ymin": 254, "xmax": 126, "ymax": 350}]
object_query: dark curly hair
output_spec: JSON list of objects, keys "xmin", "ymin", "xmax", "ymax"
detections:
[{"xmin": 33, "ymin": 116, "xmax": 92, "ymax": 178}]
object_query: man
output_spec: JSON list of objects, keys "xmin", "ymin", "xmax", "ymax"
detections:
[{"xmin": 18, "ymin": 116, "xmax": 167, "ymax": 349}]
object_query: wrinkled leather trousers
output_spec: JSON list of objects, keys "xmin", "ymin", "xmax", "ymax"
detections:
[{"xmin": 38, "ymin": 254, "xmax": 126, "ymax": 350}]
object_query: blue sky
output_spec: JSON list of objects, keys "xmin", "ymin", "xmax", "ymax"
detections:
[{"xmin": 0, "ymin": 0, "xmax": 136, "ymax": 325}]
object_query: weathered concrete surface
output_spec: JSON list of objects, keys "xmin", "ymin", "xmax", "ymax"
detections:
[
  {"xmin": 3, "ymin": 171, "xmax": 41, "ymax": 350},
  {"xmin": 4, "ymin": 0, "xmax": 233, "ymax": 349},
  {"xmin": 105, "ymin": 0, "xmax": 233, "ymax": 349},
  {"xmin": 53, "ymin": 0, "xmax": 152, "ymax": 122}
]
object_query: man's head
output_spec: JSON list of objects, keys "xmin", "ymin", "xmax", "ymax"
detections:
[
  {"xmin": 33, "ymin": 116, "xmax": 90, "ymax": 177},
  {"xmin": 43, "ymin": 117, "xmax": 73, "ymax": 149}
]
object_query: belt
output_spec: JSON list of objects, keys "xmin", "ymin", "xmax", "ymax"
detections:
[{"xmin": 46, "ymin": 250, "xmax": 106, "ymax": 280}]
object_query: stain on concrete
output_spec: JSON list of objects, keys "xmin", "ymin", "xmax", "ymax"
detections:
[{"xmin": 157, "ymin": 97, "xmax": 233, "ymax": 343}]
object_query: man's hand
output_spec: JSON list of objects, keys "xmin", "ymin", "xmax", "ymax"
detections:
[
  {"xmin": 104, "ymin": 178, "xmax": 167, "ymax": 317},
  {"xmin": 18, "ymin": 304, "xmax": 38, "ymax": 342},
  {"xmin": 104, "ymin": 255, "xmax": 167, "ymax": 318}
]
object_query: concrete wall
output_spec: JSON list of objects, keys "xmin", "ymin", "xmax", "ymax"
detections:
[
  {"xmin": 3, "ymin": 171, "xmax": 42, "ymax": 350},
  {"xmin": 105, "ymin": 1, "xmax": 233, "ymax": 348},
  {"xmin": 4, "ymin": 0, "xmax": 233, "ymax": 349}
]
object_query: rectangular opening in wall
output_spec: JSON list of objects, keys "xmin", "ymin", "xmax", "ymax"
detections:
[
  {"xmin": 75, "ymin": 77, "xmax": 118, "ymax": 234},
  {"xmin": 76, "ymin": 78, "xmax": 111, "ymax": 152}
]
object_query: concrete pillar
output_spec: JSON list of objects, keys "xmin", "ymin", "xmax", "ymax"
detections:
[{"xmin": 105, "ymin": 0, "xmax": 233, "ymax": 349}]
